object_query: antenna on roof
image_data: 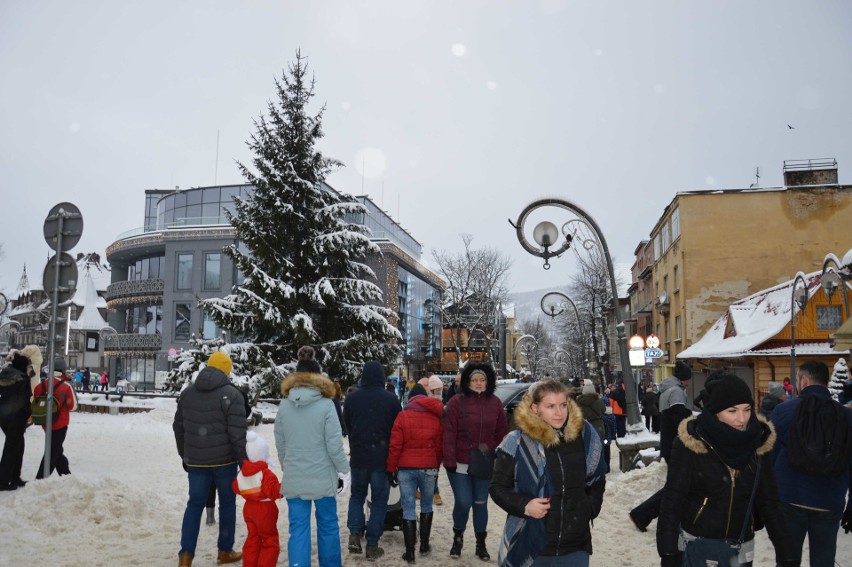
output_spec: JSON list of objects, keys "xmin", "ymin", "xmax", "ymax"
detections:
[
  {"xmin": 361, "ymin": 156, "xmax": 365, "ymax": 195},
  {"xmin": 749, "ymin": 166, "xmax": 760, "ymax": 188},
  {"xmin": 214, "ymin": 129, "xmax": 220, "ymax": 185}
]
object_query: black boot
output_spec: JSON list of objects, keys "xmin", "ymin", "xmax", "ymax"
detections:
[
  {"xmin": 205, "ymin": 507, "xmax": 216, "ymax": 525},
  {"xmin": 401, "ymin": 519, "xmax": 417, "ymax": 563},
  {"xmin": 449, "ymin": 528, "xmax": 464, "ymax": 558},
  {"xmin": 475, "ymin": 532, "xmax": 490, "ymax": 561},
  {"xmin": 419, "ymin": 512, "xmax": 433, "ymax": 555}
]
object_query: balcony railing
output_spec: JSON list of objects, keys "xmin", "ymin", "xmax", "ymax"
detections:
[
  {"xmin": 106, "ymin": 279, "xmax": 165, "ymax": 301},
  {"xmin": 103, "ymin": 333, "xmax": 162, "ymax": 351}
]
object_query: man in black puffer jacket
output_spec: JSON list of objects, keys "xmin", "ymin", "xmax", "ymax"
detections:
[
  {"xmin": 173, "ymin": 351, "xmax": 246, "ymax": 566},
  {"xmin": 0, "ymin": 352, "xmax": 34, "ymax": 491}
]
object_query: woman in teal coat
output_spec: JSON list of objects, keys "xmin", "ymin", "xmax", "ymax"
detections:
[{"xmin": 274, "ymin": 347, "xmax": 350, "ymax": 567}]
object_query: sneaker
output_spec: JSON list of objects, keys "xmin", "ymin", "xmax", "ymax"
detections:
[
  {"xmin": 365, "ymin": 545, "xmax": 385, "ymax": 561},
  {"xmin": 216, "ymin": 550, "xmax": 242, "ymax": 564},
  {"xmin": 348, "ymin": 533, "xmax": 363, "ymax": 554},
  {"xmin": 433, "ymin": 493, "xmax": 443, "ymax": 506},
  {"xmin": 629, "ymin": 511, "xmax": 649, "ymax": 533}
]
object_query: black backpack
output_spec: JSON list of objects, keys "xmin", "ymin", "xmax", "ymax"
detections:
[{"xmin": 785, "ymin": 394, "xmax": 851, "ymax": 477}]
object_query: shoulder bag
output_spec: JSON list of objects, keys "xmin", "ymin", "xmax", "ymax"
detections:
[{"xmin": 681, "ymin": 459, "xmax": 761, "ymax": 567}]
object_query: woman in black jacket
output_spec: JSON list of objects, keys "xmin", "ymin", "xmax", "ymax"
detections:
[
  {"xmin": 657, "ymin": 374, "xmax": 799, "ymax": 567},
  {"xmin": 490, "ymin": 380, "xmax": 606, "ymax": 567}
]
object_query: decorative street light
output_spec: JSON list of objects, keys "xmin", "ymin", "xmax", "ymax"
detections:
[
  {"xmin": 821, "ymin": 251, "xmax": 852, "ymax": 319},
  {"xmin": 788, "ymin": 272, "xmax": 810, "ymax": 397},
  {"xmin": 511, "ymin": 198, "xmax": 641, "ymax": 427},
  {"xmin": 100, "ymin": 325, "xmax": 121, "ymax": 387},
  {"xmin": 0, "ymin": 320, "xmax": 22, "ymax": 351},
  {"xmin": 540, "ymin": 290, "xmax": 590, "ymax": 382}
]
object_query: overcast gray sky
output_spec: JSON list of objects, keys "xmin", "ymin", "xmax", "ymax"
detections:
[{"xmin": 2, "ymin": 0, "xmax": 851, "ymax": 300}]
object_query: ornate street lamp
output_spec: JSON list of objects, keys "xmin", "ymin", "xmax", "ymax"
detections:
[
  {"xmin": 789, "ymin": 273, "xmax": 810, "ymax": 397},
  {"xmin": 821, "ymin": 251, "xmax": 852, "ymax": 319},
  {"xmin": 510, "ymin": 198, "xmax": 641, "ymax": 427},
  {"xmin": 540, "ymin": 290, "xmax": 590, "ymax": 382}
]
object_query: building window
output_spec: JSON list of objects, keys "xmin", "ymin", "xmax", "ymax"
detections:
[
  {"xmin": 203, "ymin": 311, "xmax": 219, "ymax": 340},
  {"xmin": 673, "ymin": 265, "xmax": 679, "ymax": 291},
  {"xmin": 816, "ymin": 305, "xmax": 843, "ymax": 331},
  {"xmin": 653, "ymin": 234, "xmax": 661, "ymax": 260},
  {"xmin": 204, "ymin": 253, "xmax": 221, "ymax": 290},
  {"xmin": 175, "ymin": 303, "xmax": 191, "ymax": 341},
  {"xmin": 661, "ymin": 221, "xmax": 671, "ymax": 252},
  {"xmin": 675, "ymin": 315, "xmax": 681, "ymax": 340},
  {"xmin": 671, "ymin": 207, "xmax": 680, "ymax": 240},
  {"xmin": 176, "ymin": 253, "xmax": 193, "ymax": 290}
]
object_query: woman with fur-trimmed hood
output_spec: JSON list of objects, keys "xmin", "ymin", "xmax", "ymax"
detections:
[
  {"xmin": 443, "ymin": 361, "xmax": 508, "ymax": 561},
  {"xmin": 490, "ymin": 380, "xmax": 605, "ymax": 567},
  {"xmin": 274, "ymin": 346, "xmax": 350, "ymax": 567},
  {"xmin": 657, "ymin": 374, "xmax": 799, "ymax": 567}
]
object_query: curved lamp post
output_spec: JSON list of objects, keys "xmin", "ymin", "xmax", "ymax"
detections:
[
  {"xmin": 511, "ymin": 198, "xmax": 640, "ymax": 427},
  {"xmin": 100, "ymin": 325, "xmax": 120, "ymax": 387},
  {"xmin": 0, "ymin": 320, "xmax": 22, "ymax": 351},
  {"xmin": 513, "ymin": 334, "xmax": 538, "ymax": 376},
  {"xmin": 821, "ymin": 252, "xmax": 852, "ymax": 319},
  {"xmin": 541, "ymin": 291, "xmax": 591, "ymax": 382},
  {"xmin": 789, "ymin": 272, "xmax": 810, "ymax": 397}
]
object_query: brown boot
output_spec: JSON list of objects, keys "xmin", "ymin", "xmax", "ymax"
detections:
[
  {"xmin": 216, "ymin": 550, "xmax": 242, "ymax": 564},
  {"xmin": 178, "ymin": 552, "xmax": 193, "ymax": 567}
]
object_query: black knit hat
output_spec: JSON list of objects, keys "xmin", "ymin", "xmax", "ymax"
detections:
[
  {"xmin": 706, "ymin": 374, "xmax": 754, "ymax": 413},
  {"xmin": 295, "ymin": 346, "xmax": 322, "ymax": 374},
  {"xmin": 674, "ymin": 361, "xmax": 692, "ymax": 381},
  {"xmin": 11, "ymin": 353, "xmax": 29, "ymax": 373},
  {"xmin": 408, "ymin": 384, "xmax": 428, "ymax": 399}
]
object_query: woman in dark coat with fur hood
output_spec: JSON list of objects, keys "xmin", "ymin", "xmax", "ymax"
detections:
[
  {"xmin": 657, "ymin": 374, "xmax": 799, "ymax": 567},
  {"xmin": 443, "ymin": 361, "xmax": 508, "ymax": 561},
  {"xmin": 491, "ymin": 380, "xmax": 606, "ymax": 567}
]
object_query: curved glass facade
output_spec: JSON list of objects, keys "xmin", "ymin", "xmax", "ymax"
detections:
[{"xmin": 156, "ymin": 185, "xmax": 248, "ymax": 227}]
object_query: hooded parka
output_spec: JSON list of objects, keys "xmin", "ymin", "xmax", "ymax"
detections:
[
  {"xmin": 386, "ymin": 394, "xmax": 444, "ymax": 471},
  {"xmin": 490, "ymin": 395, "xmax": 606, "ymax": 565},
  {"xmin": 657, "ymin": 415, "xmax": 798, "ymax": 565},
  {"xmin": 274, "ymin": 371, "xmax": 349, "ymax": 500}
]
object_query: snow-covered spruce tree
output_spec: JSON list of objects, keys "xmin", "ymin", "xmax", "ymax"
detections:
[
  {"xmin": 829, "ymin": 357, "xmax": 849, "ymax": 401},
  {"xmin": 199, "ymin": 52, "xmax": 401, "ymax": 392}
]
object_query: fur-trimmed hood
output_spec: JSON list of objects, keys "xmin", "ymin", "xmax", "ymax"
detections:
[
  {"xmin": 513, "ymin": 393, "xmax": 585, "ymax": 448},
  {"xmin": 677, "ymin": 413, "xmax": 776, "ymax": 456},
  {"xmin": 281, "ymin": 371, "xmax": 336, "ymax": 402},
  {"xmin": 460, "ymin": 361, "xmax": 497, "ymax": 397}
]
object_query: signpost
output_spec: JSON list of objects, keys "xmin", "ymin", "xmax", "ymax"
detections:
[{"xmin": 41, "ymin": 202, "xmax": 83, "ymax": 479}]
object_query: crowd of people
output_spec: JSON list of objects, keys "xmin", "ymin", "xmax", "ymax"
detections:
[{"xmin": 3, "ymin": 344, "xmax": 851, "ymax": 566}]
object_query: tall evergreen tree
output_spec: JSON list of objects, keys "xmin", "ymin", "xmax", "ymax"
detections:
[{"xmin": 199, "ymin": 52, "xmax": 401, "ymax": 390}]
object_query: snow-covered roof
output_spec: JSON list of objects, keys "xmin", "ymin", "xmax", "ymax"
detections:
[
  {"xmin": 70, "ymin": 269, "xmax": 108, "ymax": 331},
  {"xmin": 678, "ymin": 270, "xmax": 845, "ymax": 359}
]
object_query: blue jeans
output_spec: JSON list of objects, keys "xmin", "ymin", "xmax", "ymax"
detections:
[
  {"xmin": 780, "ymin": 502, "xmax": 842, "ymax": 567},
  {"xmin": 286, "ymin": 497, "xmax": 341, "ymax": 567},
  {"xmin": 347, "ymin": 467, "xmax": 389, "ymax": 546},
  {"xmin": 532, "ymin": 551, "xmax": 590, "ymax": 566},
  {"xmin": 398, "ymin": 468, "xmax": 437, "ymax": 520},
  {"xmin": 180, "ymin": 463, "xmax": 238, "ymax": 558},
  {"xmin": 447, "ymin": 470, "xmax": 491, "ymax": 532}
]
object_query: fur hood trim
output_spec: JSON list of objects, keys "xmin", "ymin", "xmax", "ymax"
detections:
[
  {"xmin": 513, "ymin": 394, "xmax": 585, "ymax": 447},
  {"xmin": 281, "ymin": 372, "xmax": 335, "ymax": 399},
  {"xmin": 677, "ymin": 413, "xmax": 776, "ymax": 456}
]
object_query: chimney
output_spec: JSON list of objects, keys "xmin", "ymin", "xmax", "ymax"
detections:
[{"xmin": 783, "ymin": 158, "xmax": 838, "ymax": 186}]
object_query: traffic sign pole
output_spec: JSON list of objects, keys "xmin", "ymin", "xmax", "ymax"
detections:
[{"xmin": 42, "ymin": 214, "xmax": 64, "ymax": 479}]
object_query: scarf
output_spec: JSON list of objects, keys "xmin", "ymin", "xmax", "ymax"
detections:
[
  {"xmin": 696, "ymin": 411, "xmax": 762, "ymax": 470},
  {"xmin": 496, "ymin": 421, "xmax": 604, "ymax": 567}
]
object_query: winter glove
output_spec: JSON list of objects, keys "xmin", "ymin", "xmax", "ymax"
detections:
[
  {"xmin": 387, "ymin": 471, "xmax": 399, "ymax": 488},
  {"xmin": 337, "ymin": 472, "xmax": 351, "ymax": 496},
  {"xmin": 842, "ymin": 504, "xmax": 852, "ymax": 534},
  {"xmin": 660, "ymin": 553, "xmax": 681, "ymax": 567}
]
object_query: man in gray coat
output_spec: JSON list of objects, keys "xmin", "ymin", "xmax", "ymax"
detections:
[{"xmin": 173, "ymin": 351, "xmax": 247, "ymax": 567}]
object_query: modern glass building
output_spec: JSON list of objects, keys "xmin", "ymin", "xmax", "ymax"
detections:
[{"xmin": 105, "ymin": 183, "xmax": 444, "ymax": 388}]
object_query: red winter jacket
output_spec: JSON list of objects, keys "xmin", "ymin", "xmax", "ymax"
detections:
[
  {"xmin": 443, "ymin": 391, "xmax": 507, "ymax": 469},
  {"xmin": 387, "ymin": 395, "xmax": 444, "ymax": 471},
  {"xmin": 33, "ymin": 375, "xmax": 78, "ymax": 430},
  {"xmin": 232, "ymin": 460, "xmax": 282, "ymax": 502}
]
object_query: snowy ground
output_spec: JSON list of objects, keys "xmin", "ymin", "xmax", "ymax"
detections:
[{"xmin": 1, "ymin": 394, "xmax": 847, "ymax": 566}]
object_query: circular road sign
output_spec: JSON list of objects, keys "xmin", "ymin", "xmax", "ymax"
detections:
[
  {"xmin": 42, "ymin": 252, "xmax": 79, "ymax": 305},
  {"xmin": 0, "ymin": 292, "xmax": 7, "ymax": 316},
  {"xmin": 645, "ymin": 334, "xmax": 661, "ymax": 349},
  {"xmin": 43, "ymin": 202, "xmax": 84, "ymax": 252}
]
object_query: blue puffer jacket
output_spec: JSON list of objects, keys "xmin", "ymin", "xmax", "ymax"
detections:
[
  {"xmin": 275, "ymin": 371, "xmax": 350, "ymax": 500},
  {"xmin": 344, "ymin": 361, "xmax": 401, "ymax": 470},
  {"xmin": 173, "ymin": 366, "xmax": 247, "ymax": 466}
]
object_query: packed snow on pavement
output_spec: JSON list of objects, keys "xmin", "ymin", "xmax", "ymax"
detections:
[{"xmin": 0, "ymin": 394, "xmax": 847, "ymax": 566}]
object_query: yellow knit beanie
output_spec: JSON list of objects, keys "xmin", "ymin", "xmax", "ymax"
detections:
[{"xmin": 208, "ymin": 351, "xmax": 233, "ymax": 376}]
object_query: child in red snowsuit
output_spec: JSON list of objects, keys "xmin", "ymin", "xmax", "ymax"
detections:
[{"xmin": 232, "ymin": 431, "xmax": 282, "ymax": 567}]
